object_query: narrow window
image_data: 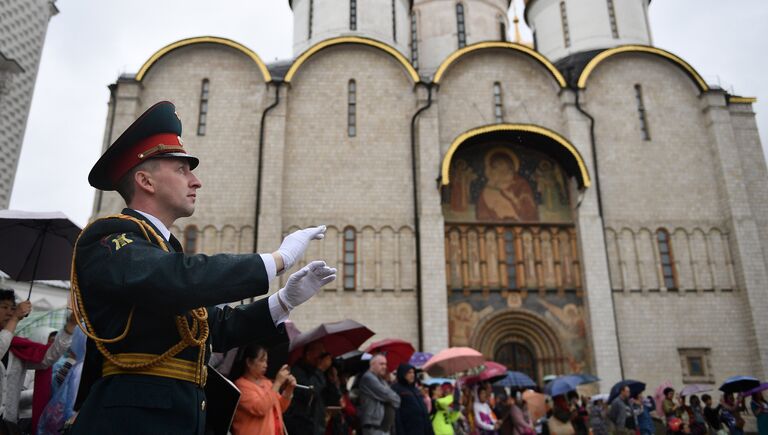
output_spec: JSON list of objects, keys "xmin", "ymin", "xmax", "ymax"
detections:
[
  {"xmin": 504, "ymin": 230, "xmax": 516, "ymax": 289},
  {"xmin": 606, "ymin": 0, "xmax": 619, "ymax": 38},
  {"xmin": 493, "ymin": 82, "xmax": 504, "ymax": 123},
  {"xmin": 197, "ymin": 79, "xmax": 209, "ymax": 136},
  {"xmin": 635, "ymin": 84, "xmax": 650, "ymax": 140},
  {"xmin": 657, "ymin": 228, "xmax": 677, "ymax": 289},
  {"xmin": 499, "ymin": 20, "xmax": 506, "ymax": 41},
  {"xmin": 184, "ymin": 226, "xmax": 198, "ymax": 254},
  {"xmin": 350, "ymin": 0, "xmax": 357, "ymax": 30},
  {"xmin": 392, "ymin": 0, "xmax": 397, "ymax": 42},
  {"xmin": 343, "ymin": 227, "xmax": 356, "ymax": 290},
  {"xmin": 348, "ymin": 80, "xmax": 356, "ymax": 137},
  {"xmin": 560, "ymin": 1, "xmax": 570, "ymax": 48},
  {"xmin": 456, "ymin": 3, "xmax": 466, "ymax": 48},
  {"xmin": 410, "ymin": 12, "xmax": 419, "ymax": 69},
  {"xmin": 309, "ymin": 0, "xmax": 314, "ymax": 38}
]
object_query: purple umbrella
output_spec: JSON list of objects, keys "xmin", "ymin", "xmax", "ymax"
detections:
[
  {"xmin": 680, "ymin": 384, "xmax": 712, "ymax": 397},
  {"xmin": 0, "ymin": 210, "xmax": 81, "ymax": 298},
  {"xmin": 740, "ymin": 383, "xmax": 768, "ymax": 397},
  {"xmin": 409, "ymin": 352, "xmax": 433, "ymax": 368}
]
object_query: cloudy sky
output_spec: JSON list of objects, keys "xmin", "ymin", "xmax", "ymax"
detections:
[{"xmin": 10, "ymin": 0, "xmax": 768, "ymax": 227}]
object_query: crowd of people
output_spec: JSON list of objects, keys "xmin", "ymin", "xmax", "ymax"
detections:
[{"xmin": 222, "ymin": 340, "xmax": 768, "ymax": 435}]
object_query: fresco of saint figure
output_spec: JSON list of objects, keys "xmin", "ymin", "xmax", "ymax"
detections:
[
  {"xmin": 533, "ymin": 160, "xmax": 571, "ymax": 222},
  {"xmin": 449, "ymin": 158, "xmax": 477, "ymax": 213},
  {"xmin": 476, "ymin": 148, "xmax": 538, "ymax": 222}
]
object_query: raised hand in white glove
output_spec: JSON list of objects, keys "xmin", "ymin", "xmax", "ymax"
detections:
[
  {"xmin": 277, "ymin": 260, "xmax": 337, "ymax": 311},
  {"xmin": 278, "ymin": 226, "xmax": 327, "ymax": 272}
]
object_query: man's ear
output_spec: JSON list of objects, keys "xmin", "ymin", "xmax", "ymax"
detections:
[{"xmin": 135, "ymin": 169, "xmax": 156, "ymax": 195}]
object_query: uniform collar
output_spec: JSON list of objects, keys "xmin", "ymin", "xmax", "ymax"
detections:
[{"xmin": 131, "ymin": 209, "xmax": 171, "ymax": 241}]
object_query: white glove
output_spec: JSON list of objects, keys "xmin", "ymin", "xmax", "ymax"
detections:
[
  {"xmin": 277, "ymin": 260, "xmax": 337, "ymax": 310},
  {"xmin": 278, "ymin": 226, "xmax": 327, "ymax": 271}
]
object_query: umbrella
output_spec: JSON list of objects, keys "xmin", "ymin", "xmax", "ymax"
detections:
[
  {"xmin": 590, "ymin": 393, "xmax": 610, "ymax": 403},
  {"xmin": 0, "ymin": 210, "xmax": 81, "ymax": 298},
  {"xmin": 423, "ymin": 377, "xmax": 455, "ymax": 386},
  {"xmin": 493, "ymin": 371, "xmax": 537, "ymax": 389},
  {"xmin": 334, "ymin": 350, "xmax": 371, "ymax": 376},
  {"xmin": 409, "ymin": 352, "xmax": 433, "ymax": 368},
  {"xmin": 680, "ymin": 384, "xmax": 712, "ymax": 397},
  {"xmin": 571, "ymin": 373, "xmax": 600, "ymax": 384},
  {"xmin": 740, "ymin": 383, "xmax": 768, "ymax": 397},
  {"xmin": 288, "ymin": 319, "xmax": 374, "ymax": 365},
  {"xmin": 523, "ymin": 390, "xmax": 547, "ymax": 422},
  {"xmin": 365, "ymin": 338, "xmax": 415, "ymax": 371},
  {"xmin": 655, "ymin": 381, "xmax": 673, "ymax": 417},
  {"xmin": 422, "ymin": 347, "xmax": 485, "ymax": 378},
  {"xmin": 544, "ymin": 375, "xmax": 583, "ymax": 397},
  {"xmin": 462, "ymin": 361, "xmax": 508, "ymax": 385},
  {"xmin": 608, "ymin": 380, "xmax": 646, "ymax": 404},
  {"xmin": 720, "ymin": 376, "xmax": 761, "ymax": 394}
]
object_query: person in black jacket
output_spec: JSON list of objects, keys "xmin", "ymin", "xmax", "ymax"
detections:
[
  {"xmin": 69, "ymin": 101, "xmax": 336, "ymax": 434},
  {"xmin": 393, "ymin": 363, "xmax": 434, "ymax": 435}
]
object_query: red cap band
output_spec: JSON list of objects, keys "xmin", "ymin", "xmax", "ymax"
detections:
[{"xmin": 108, "ymin": 133, "xmax": 187, "ymax": 184}]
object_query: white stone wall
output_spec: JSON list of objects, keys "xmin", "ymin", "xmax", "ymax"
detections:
[
  {"xmin": 414, "ymin": 0, "xmax": 510, "ymax": 74},
  {"xmin": 526, "ymin": 0, "xmax": 651, "ymax": 62},
  {"xmin": 0, "ymin": 0, "xmax": 57, "ymax": 208},
  {"xmin": 435, "ymin": 49, "xmax": 564, "ymax": 152},
  {"xmin": 292, "ymin": 0, "xmax": 411, "ymax": 57}
]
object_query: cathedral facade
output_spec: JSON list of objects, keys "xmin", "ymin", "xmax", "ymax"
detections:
[{"xmin": 92, "ymin": 0, "xmax": 768, "ymax": 390}]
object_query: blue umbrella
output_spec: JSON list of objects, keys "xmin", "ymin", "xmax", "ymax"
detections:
[
  {"xmin": 409, "ymin": 351, "xmax": 433, "ymax": 368},
  {"xmin": 494, "ymin": 371, "xmax": 537, "ymax": 389},
  {"xmin": 543, "ymin": 375, "xmax": 583, "ymax": 397},
  {"xmin": 719, "ymin": 376, "xmax": 760, "ymax": 394},
  {"xmin": 571, "ymin": 373, "xmax": 600, "ymax": 384},
  {"xmin": 608, "ymin": 380, "xmax": 646, "ymax": 404},
  {"xmin": 424, "ymin": 377, "xmax": 454, "ymax": 386}
]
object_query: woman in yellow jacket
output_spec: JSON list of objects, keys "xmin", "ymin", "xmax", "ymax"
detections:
[{"xmin": 431, "ymin": 384, "xmax": 463, "ymax": 435}]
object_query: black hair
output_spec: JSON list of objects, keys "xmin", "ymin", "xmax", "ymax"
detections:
[
  {"xmin": 0, "ymin": 289, "xmax": 16, "ymax": 304},
  {"xmin": 702, "ymin": 394, "xmax": 711, "ymax": 402},
  {"xmin": 228, "ymin": 342, "xmax": 267, "ymax": 381},
  {"xmin": 664, "ymin": 387, "xmax": 674, "ymax": 396}
]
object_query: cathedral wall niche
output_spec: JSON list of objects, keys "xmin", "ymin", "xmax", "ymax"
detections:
[
  {"xmin": 282, "ymin": 45, "xmax": 416, "ymax": 228},
  {"xmin": 140, "ymin": 43, "xmax": 267, "ymax": 230},
  {"xmin": 436, "ymin": 50, "xmax": 564, "ymax": 155},
  {"xmin": 583, "ymin": 53, "xmax": 724, "ymax": 226}
]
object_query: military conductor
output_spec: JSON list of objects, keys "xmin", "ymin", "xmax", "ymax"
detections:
[{"xmin": 69, "ymin": 101, "xmax": 336, "ymax": 434}]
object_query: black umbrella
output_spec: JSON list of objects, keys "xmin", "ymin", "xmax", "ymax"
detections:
[
  {"xmin": 719, "ymin": 376, "xmax": 761, "ymax": 394},
  {"xmin": 608, "ymin": 379, "xmax": 646, "ymax": 403},
  {"xmin": 0, "ymin": 210, "xmax": 81, "ymax": 298}
]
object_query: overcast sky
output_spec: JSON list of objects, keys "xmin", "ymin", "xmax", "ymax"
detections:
[{"xmin": 9, "ymin": 0, "xmax": 768, "ymax": 227}]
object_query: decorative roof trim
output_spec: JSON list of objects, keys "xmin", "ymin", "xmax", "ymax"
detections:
[
  {"xmin": 432, "ymin": 42, "xmax": 566, "ymax": 88},
  {"xmin": 135, "ymin": 36, "xmax": 272, "ymax": 82},
  {"xmin": 284, "ymin": 36, "xmax": 420, "ymax": 83},
  {"xmin": 577, "ymin": 45, "xmax": 708, "ymax": 92},
  {"xmin": 728, "ymin": 96, "xmax": 757, "ymax": 104},
  {"xmin": 441, "ymin": 123, "xmax": 591, "ymax": 188}
]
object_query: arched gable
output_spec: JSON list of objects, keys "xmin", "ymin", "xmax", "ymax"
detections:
[
  {"xmin": 441, "ymin": 123, "xmax": 591, "ymax": 188},
  {"xmin": 577, "ymin": 45, "xmax": 708, "ymax": 93},
  {"xmin": 136, "ymin": 36, "xmax": 272, "ymax": 82},
  {"xmin": 284, "ymin": 36, "xmax": 420, "ymax": 84},
  {"xmin": 433, "ymin": 42, "xmax": 566, "ymax": 88}
]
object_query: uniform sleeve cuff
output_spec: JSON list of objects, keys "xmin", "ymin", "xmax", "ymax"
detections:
[
  {"xmin": 268, "ymin": 293, "xmax": 290, "ymax": 326},
  {"xmin": 260, "ymin": 253, "xmax": 277, "ymax": 283}
]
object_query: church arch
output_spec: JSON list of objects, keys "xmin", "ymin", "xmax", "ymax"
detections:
[
  {"xmin": 470, "ymin": 308, "xmax": 567, "ymax": 381},
  {"xmin": 441, "ymin": 123, "xmax": 591, "ymax": 188},
  {"xmin": 577, "ymin": 45, "xmax": 708, "ymax": 93},
  {"xmin": 284, "ymin": 36, "xmax": 420, "ymax": 84},
  {"xmin": 433, "ymin": 42, "xmax": 567, "ymax": 88},
  {"xmin": 135, "ymin": 36, "xmax": 272, "ymax": 82}
]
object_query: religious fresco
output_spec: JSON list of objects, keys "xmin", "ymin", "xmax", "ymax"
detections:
[
  {"xmin": 447, "ymin": 292, "xmax": 592, "ymax": 375},
  {"xmin": 443, "ymin": 143, "xmax": 572, "ymax": 224}
]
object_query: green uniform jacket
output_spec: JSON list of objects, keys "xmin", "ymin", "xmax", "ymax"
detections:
[{"xmin": 70, "ymin": 209, "xmax": 288, "ymax": 435}]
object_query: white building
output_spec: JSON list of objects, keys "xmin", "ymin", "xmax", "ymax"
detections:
[
  {"xmin": 0, "ymin": 0, "xmax": 59, "ymax": 209},
  {"xmin": 92, "ymin": 0, "xmax": 767, "ymax": 394}
]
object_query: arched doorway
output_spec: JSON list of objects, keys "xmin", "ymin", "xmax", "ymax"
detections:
[{"xmin": 495, "ymin": 341, "xmax": 537, "ymax": 381}]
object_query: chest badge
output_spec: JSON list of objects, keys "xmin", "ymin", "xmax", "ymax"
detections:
[{"xmin": 111, "ymin": 233, "xmax": 133, "ymax": 250}]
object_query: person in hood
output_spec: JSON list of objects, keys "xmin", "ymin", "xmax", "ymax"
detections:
[{"xmin": 393, "ymin": 364, "xmax": 433, "ymax": 435}]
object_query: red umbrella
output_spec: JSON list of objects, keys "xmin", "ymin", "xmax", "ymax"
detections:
[
  {"xmin": 423, "ymin": 347, "xmax": 485, "ymax": 378},
  {"xmin": 462, "ymin": 361, "xmax": 508, "ymax": 384},
  {"xmin": 288, "ymin": 319, "xmax": 374, "ymax": 365},
  {"xmin": 365, "ymin": 338, "xmax": 415, "ymax": 371}
]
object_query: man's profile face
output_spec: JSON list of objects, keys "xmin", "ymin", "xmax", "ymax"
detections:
[
  {"xmin": 370, "ymin": 355, "xmax": 388, "ymax": 377},
  {"xmin": 620, "ymin": 386, "xmax": 630, "ymax": 399},
  {"xmin": 144, "ymin": 158, "xmax": 202, "ymax": 219}
]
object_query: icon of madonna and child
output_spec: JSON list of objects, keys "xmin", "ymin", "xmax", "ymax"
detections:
[{"xmin": 443, "ymin": 144, "xmax": 572, "ymax": 223}]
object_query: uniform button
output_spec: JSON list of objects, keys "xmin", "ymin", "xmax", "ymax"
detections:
[{"xmin": 201, "ymin": 400, "xmax": 206, "ymax": 411}]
